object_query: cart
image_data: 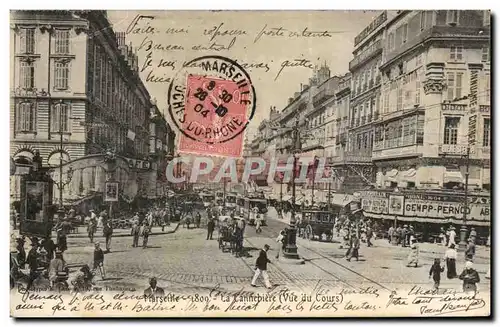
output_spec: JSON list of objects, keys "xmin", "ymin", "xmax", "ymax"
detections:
[
  {"xmin": 217, "ymin": 216, "xmax": 233, "ymax": 252},
  {"xmin": 302, "ymin": 210, "xmax": 335, "ymax": 242}
]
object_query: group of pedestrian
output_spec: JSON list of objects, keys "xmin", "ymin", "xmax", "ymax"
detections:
[
  {"xmin": 387, "ymin": 224, "xmax": 416, "ymax": 247},
  {"xmin": 130, "ymin": 220, "xmax": 151, "ymax": 248}
]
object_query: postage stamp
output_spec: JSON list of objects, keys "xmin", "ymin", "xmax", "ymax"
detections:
[{"xmin": 168, "ymin": 55, "xmax": 256, "ymax": 157}]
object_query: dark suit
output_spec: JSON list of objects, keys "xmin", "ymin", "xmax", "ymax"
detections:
[
  {"xmin": 256, "ymin": 249, "xmax": 270, "ymax": 271},
  {"xmin": 144, "ymin": 286, "xmax": 165, "ymax": 297}
]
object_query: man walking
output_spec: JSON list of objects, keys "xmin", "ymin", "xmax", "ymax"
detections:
[
  {"xmin": 131, "ymin": 221, "xmax": 141, "ymax": 247},
  {"xmin": 142, "ymin": 221, "xmax": 151, "ymax": 249},
  {"xmin": 207, "ymin": 218, "xmax": 215, "ymax": 240},
  {"xmin": 251, "ymin": 244, "xmax": 273, "ymax": 289},
  {"xmin": 103, "ymin": 220, "xmax": 113, "ymax": 253}
]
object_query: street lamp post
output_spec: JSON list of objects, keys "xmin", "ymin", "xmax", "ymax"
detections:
[
  {"xmin": 283, "ymin": 117, "xmax": 301, "ymax": 260},
  {"xmin": 458, "ymin": 146, "xmax": 471, "ymax": 251}
]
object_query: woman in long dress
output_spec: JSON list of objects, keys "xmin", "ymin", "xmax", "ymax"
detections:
[
  {"xmin": 406, "ymin": 236, "xmax": 419, "ymax": 267},
  {"xmin": 445, "ymin": 243, "xmax": 458, "ymax": 279}
]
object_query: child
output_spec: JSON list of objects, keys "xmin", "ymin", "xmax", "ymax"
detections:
[
  {"xmin": 429, "ymin": 258, "xmax": 444, "ymax": 290},
  {"xmin": 131, "ymin": 221, "xmax": 141, "ymax": 247},
  {"xmin": 142, "ymin": 222, "xmax": 151, "ymax": 249},
  {"xmin": 93, "ymin": 242, "xmax": 105, "ymax": 280}
]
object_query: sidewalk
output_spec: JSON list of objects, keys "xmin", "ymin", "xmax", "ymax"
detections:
[
  {"xmin": 267, "ymin": 207, "xmax": 490, "ymax": 261},
  {"xmin": 61, "ymin": 223, "xmax": 181, "ymax": 239}
]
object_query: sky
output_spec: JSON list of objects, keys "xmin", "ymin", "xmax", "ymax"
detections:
[{"xmin": 107, "ymin": 10, "xmax": 378, "ymax": 139}]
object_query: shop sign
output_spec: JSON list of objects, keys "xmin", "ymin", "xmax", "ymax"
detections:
[
  {"xmin": 359, "ymin": 191, "xmax": 389, "ymax": 214},
  {"xmin": 126, "ymin": 158, "xmax": 151, "ymax": 170},
  {"xmin": 105, "ymin": 182, "xmax": 119, "ymax": 202},
  {"xmin": 404, "ymin": 198, "xmax": 490, "ymax": 221}
]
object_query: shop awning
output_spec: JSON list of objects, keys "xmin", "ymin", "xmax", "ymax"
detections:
[
  {"xmin": 364, "ymin": 212, "xmax": 490, "ymax": 227},
  {"xmin": 444, "ymin": 170, "xmax": 464, "ymax": 184},
  {"xmin": 402, "ymin": 168, "xmax": 417, "ymax": 181},
  {"xmin": 330, "ymin": 193, "xmax": 356, "ymax": 207},
  {"xmin": 483, "ymin": 169, "xmax": 491, "ymax": 184}
]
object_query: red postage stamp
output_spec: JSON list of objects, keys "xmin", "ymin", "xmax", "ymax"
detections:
[{"xmin": 168, "ymin": 55, "xmax": 256, "ymax": 157}]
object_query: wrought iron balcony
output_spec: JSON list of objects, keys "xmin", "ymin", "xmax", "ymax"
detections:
[
  {"xmin": 438, "ymin": 144, "xmax": 473, "ymax": 155},
  {"xmin": 479, "ymin": 105, "xmax": 490, "ymax": 113},
  {"xmin": 442, "ymin": 103, "xmax": 467, "ymax": 113},
  {"xmin": 349, "ymin": 39, "xmax": 383, "ymax": 71}
]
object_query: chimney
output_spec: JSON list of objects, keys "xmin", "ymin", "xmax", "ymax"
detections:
[
  {"xmin": 303, "ymin": 84, "xmax": 309, "ymax": 91},
  {"xmin": 288, "ymin": 97, "xmax": 294, "ymax": 104}
]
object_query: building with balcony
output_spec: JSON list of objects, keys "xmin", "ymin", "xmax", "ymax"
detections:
[
  {"xmin": 374, "ymin": 10, "xmax": 491, "ymax": 191},
  {"xmin": 9, "ymin": 10, "xmax": 165, "ymax": 208},
  {"xmin": 146, "ymin": 99, "xmax": 176, "ymax": 199},
  {"xmin": 340, "ymin": 11, "xmax": 397, "ymax": 192}
]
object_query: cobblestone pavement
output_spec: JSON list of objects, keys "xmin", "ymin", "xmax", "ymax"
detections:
[
  {"xmin": 264, "ymin": 209, "xmax": 491, "ymax": 293},
  {"xmin": 50, "ymin": 209, "xmax": 490, "ymax": 295}
]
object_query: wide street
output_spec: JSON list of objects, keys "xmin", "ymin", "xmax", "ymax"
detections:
[{"xmin": 58, "ymin": 209, "xmax": 491, "ymax": 295}]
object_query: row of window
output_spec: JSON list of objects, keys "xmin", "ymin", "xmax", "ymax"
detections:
[
  {"xmin": 91, "ymin": 43, "xmax": 147, "ymax": 130},
  {"xmin": 19, "ymin": 28, "xmax": 70, "ymax": 55},
  {"xmin": 373, "ymin": 115, "xmax": 425, "ymax": 150},
  {"xmin": 443, "ymin": 117, "xmax": 490, "ymax": 147},
  {"xmin": 15, "ymin": 102, "xmax": 70, "ymax": 133},
  {"xmin": 19, "ymin": 60, "xmax": 70, "ymax": 90},
  {"xmin": 351, "ymin": 61, "xmax": 381, "ymax": 98}
]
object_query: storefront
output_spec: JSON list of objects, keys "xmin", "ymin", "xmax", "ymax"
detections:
[{"xmin": 360, "ymin": 190, "xmax": 491, "ymax": 241}]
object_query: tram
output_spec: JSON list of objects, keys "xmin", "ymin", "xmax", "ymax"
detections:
[
  {"xmin": 242, "ymin": 194, "xmax": 268, "ymax": 226},
  {"xmin": 225, "ymin": 192, "xmax": 237, "ymax": 210},
  {"xmin": 199, "ymin": 190, "xmax": 215, "ymax": 208}
]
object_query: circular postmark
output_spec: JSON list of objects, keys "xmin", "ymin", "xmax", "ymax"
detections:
[{"xmin": 167, "ymin": 55, "xmax": 256, "ymax": 148}]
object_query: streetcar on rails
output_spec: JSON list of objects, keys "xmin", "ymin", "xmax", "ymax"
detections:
[
  {"xmin": 225, "ymin": 192, "xmax": 237, "ymax": 210},
  {"xmin": 242, "ymin": 194, "xmax": 268, "ymax": 226},
  {"xmin": 199, "ymin": 190, "xmax": 215, "ymax": 208}
]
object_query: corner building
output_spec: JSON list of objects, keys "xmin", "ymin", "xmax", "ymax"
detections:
[{"xmin": 10, "ymin": 10, "xmax": 174, "ymax": 207}]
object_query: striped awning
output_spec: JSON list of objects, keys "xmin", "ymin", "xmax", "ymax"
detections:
[
  {"xmin": 444, "ymin": 170, "xmax": 464, "ymax": 184},
  {"xmin": 364, "ymin": 212, "xmax": 490, "ymax": 227},
  {"xmin": 330, "ymin": 193, "xmax": 356, "ymax": 207}
]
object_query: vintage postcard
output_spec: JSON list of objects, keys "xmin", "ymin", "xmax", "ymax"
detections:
[{"xmin": 9, "ymin": 9, "xmax": 491, "ymax": 318}]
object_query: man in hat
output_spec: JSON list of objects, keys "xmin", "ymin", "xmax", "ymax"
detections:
[
  {"xmin": 251, "ymin": 244, "xmax": 273, "ymax": 289},
  {"xmin": 459, "ymin": 261, "xmax": 480, "ymax": 293},
  {"xmin": 103, "ymin": 219, "xmax": 113, "ymax": 253},
  {"xmin": 93, "ymin": 242, "xmax": 105, "ymax": 279},
  {"xmin": 465, "ymin": 238, "xmax": 476, "ymax": 262},
  {"xmin": 42, "ymin": 236, "xmax": 56, "ymax": 261},
  {"xmin": 15, "ymin": 236, "xmax": 26, "ymax": 269},
  {"xmin": 88, "ymin": 209, "xmax": 97, "ymax": 243},
  {"xmin": 144, "ymin": 277, "xmax": 165, "ymax": 297},
  {"xmin": 48, "ymin": 250, "xmax": 66, "ymax": 288},
  {"xmin": 26, "ymin": 241, "xmax": 40, "ymax": 290},
  {"xmin": 469, "ymin": 227, "xmax": 477, "ymax": 245}
]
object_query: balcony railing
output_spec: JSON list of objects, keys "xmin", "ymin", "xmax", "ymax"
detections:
[
  {"xmin": 442, "ymin": 103, "xmax": 467, "ymax": 112},
  {"xmin": 479, "ymin": 105, "xmax": 490, "ymax": 113},
  {"xmin": 349, "ymin": 39, "xmax": 383, "ymax": 71},
  {"xmin": 438, "ymin": 144, "xmax": 472, "ymax": 155},
  {"xmin": 337, "ymin": 149, "xmax": 373, "ymax": 163}
]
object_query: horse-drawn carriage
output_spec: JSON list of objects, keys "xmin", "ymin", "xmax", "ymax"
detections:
[
  {"xmin": 217, "ymin": 216, "xmax": 244, "ymax": 255},
  {"xmin": 301, "ymin": 209, "xmax": 336, "ymax": 242}
]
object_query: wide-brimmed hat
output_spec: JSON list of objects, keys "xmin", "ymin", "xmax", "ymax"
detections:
[{"xmin": 55, "ymin": 250, "xmax": 63, "ymax": 255}]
